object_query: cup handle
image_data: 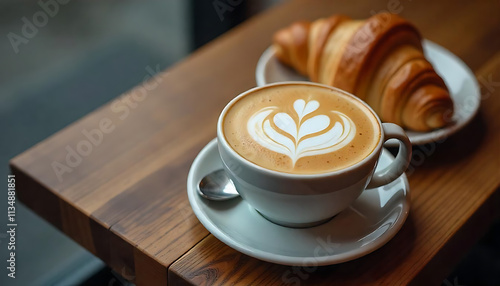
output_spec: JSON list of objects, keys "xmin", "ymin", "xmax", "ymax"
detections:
[{"xmin": 367, "ymin": 123, "xmax": 412, "ymax": 189}]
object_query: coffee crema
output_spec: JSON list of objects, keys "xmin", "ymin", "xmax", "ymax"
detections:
[{"xmin": 223, "ymin": 84, "xmax": 381, "ymax": 174}]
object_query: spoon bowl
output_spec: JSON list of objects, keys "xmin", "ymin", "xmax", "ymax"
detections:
[{"xmin": 197, "ymin": 169, "xmax": 240, "ymax": 201}]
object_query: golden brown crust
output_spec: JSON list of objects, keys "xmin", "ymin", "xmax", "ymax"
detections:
[
  {"xmin": 272, "ymin": 13, "xmax": 454, "ymax": 131},
  {"xmin": 308, "ymin": 15, "xmax": 350, "ymax": 81},
  {"xmin": 273, "ymin": 21, "xmax": 310, "ymax": 75},
  {"xmin": 403, "ymin": 86, "xmax": 453, "ymax": 131},
  {"xmin": 320, "ymin": 20, "xmax": 363, "ymax": 88},
  {"xmin": 333, "ymin": 13, "xmax": 422, "ymax": 93},
  {"xmin": 364, "ymin": 45, "xmax": 423, "ymax": 113}
]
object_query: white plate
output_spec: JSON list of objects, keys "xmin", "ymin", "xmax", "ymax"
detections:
[
  {"xmin": 255, "ymin": 40, "xmax": 481, "ymax": 146},
  {"xmin": 187, "ymin": 138, "xmax": 410, "ymax": 266}
]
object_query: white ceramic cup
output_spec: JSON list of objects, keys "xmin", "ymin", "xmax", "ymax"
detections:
[{"xmin": 217, "ymin": 82, "xmax": 412, "ymax": 227}]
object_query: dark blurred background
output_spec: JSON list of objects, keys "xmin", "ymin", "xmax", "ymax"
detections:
[
  {"xmin": 0, "ymin": 1, "xmax": 280, "ymax": 285},
  {"xmin": 0, "ymin": 0, "xmax": 498, "ymax": 285}
]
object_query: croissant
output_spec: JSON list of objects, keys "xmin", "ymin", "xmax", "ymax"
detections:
[{"xmin": 273, "ymin": 13, "xmax": 454, "ymax": 131}]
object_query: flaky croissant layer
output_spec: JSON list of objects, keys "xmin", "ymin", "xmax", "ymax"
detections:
[{"xmin": 273, "ymin": 13, "xmax": 454, "ymax": 132}]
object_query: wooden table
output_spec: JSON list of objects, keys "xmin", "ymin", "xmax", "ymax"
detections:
[{"xmin": 10, "ymin": 0, "xmax": 500, "ymax": 285}]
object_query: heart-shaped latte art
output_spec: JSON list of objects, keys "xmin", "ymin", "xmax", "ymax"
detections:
[{"xmin": 247, "ymin": 99, "xmax": 356, "ymax": 165}]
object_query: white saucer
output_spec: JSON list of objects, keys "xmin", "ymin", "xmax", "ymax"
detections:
[
  {"xmin": 187, "ymin": 138, "xmax": 410, "ymax": 266},
  {"xmin": 255, "ymin": 40, "xmax": 481, "ymax": 146}
]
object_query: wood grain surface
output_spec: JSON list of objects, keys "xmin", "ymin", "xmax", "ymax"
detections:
[
  {"xmin": 10, "ymin": 0, "xmax": 500, "ymax": 285},
  {"xmin": 167, "ymin": 0, "xmax": 500, "ymax": 285}
]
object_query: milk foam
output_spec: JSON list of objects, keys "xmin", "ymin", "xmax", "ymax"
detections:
[
  {"xmin": 223, "ymin": 84, "xmax": 380, "ymax": 174},
  {"xmin": 247, "ymin": 99, "xmax": 356, "ymax": 165}
]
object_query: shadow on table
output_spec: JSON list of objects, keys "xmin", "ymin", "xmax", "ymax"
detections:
[{"xmin": 277, "ymin": 214, "xmax": 417, "ymax": 285}]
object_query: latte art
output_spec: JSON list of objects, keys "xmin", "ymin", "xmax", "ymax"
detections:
[
  {"xmin": 223, "ymin": 84, "xmax": 380, "ymax": 174},
  {"xmin": 247, "ymin": 99, "xmax": 356, "ymax": 165}
]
